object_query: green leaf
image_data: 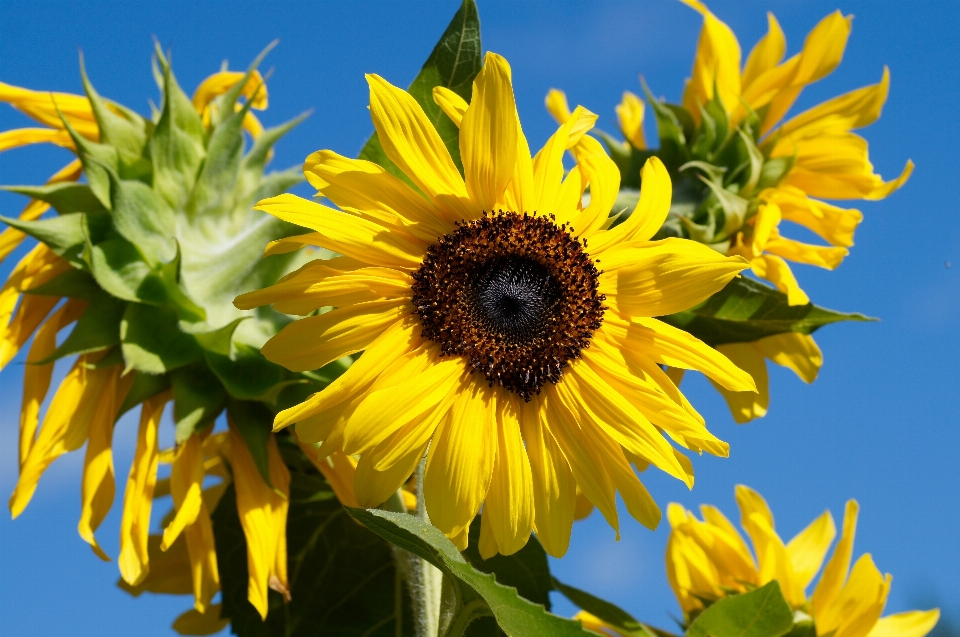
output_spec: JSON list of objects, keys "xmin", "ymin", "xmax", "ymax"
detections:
[
  {"xmin": 204, "ymin": 342, "xmax": 283, "ymax": 400},
  {"xmin": 120, "ymin": 303, "xmax": 201, "ymax": 374},
  {"xmin": 0, "ymin": 213, "xmax": 87, "ymax": 262},
  {"xmin": 462, "ymin": 516, "xmax": 552, "ymax": 610},
  {"xmin": 108, "ymin": 172, "xmax": 177, "ymax": 264},
  {"xmin": 57, "ymin": 116, "xmax": 118, "ymax": 209},
  {"xmin": 170, "ymin": 362, "xmax": 225, "ymax": 443},
  {"xmin": 117, "ymin": 370, "xmax": 171, "ymax": 417},
  {"xmin": 40, "ymin": 291, "xmax": 125, "ymax": 363},
  {"xmin": 189, "ymin": 101, "xmax": 247, "ymax": 219},
  {"xmin": 659, "ymin": 277, "xmax": 875, "ymax": 347},
  {"xmin": 346, "ymin": 508, "xmax": 599, "ymax": 637},
  {"xmin": 552, "ymin": 578, "xmax": 677, "ymax": 637},
  {"xmin": 2, "ymin": 183, "xmax": 107, "ymax": 217},
  {"xmin": 239, "ymin": 112, "xmax": 310, "ymax": 187},
  {"xmin": 213, "ymin": 468, "xmax": 412, "ymax": 637},
  {"xmin": 641, "ymin": 80, "xmax": 689, "ymax": 171},
  {"xmin": 358, "ymin": 0, "xmax": 481, "ymax": 179},
  {"xmin": 79, "ymin": 54, "xmax": 152, "ymax": 177},
  {"xmin": 685, "ymin": 581, "xmax": 793, "ymax": 637},
  {"xmin": 22, "ymin": 267, "xmax": 100, "ymax": 300},
  {"xmin": 182, "ymin": 317, "xmax": 247, "ymax": 356},
  {"xmin": 151, "ymin": 47, "xmax": 206, "ymax": 211}
]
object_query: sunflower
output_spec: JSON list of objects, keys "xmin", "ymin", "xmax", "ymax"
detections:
[
  {"xmin": 237, "ymin": 51, "xmax": 756, "ymax": 559},
  {"xmin": 0, "ymin": 49, "xmax": 324, "ymax": 627},
  {"xmin": 659, "ymin": 486, "xmax": 939, "ymax": 637}
]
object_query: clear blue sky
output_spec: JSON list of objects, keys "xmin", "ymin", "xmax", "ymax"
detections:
[{"xmin": 1, "ymin": 1, "xmax": 957, "ymax": 635}]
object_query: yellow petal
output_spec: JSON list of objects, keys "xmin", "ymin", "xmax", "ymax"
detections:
[
  {"xmin": 751, "ymin": 202, "xmax": 782, "ymax": 254},
  {"xmin": 567, "ymin": 135, "xmax": 620, "ymax": 237},
  {"xmin": 762, "ymin": 186, "xmax": 862, "ymax": 248},
  {"xmin": 786, "ymin": 510, "xmax": 836, "ymax": 590},
  {"xmin": 754, "ymin": 332, "xmax": 822, "ymax": 384},
  {"xmin": 171, "ymin": 604, "xmax": 230, "ymax": 636},
  {"xmin": 544, "ymin": 88, "xmax": 572, "ymax": 124},
  {"xmin": 303, "ymin": 150, "xmax": 451, "ymax": 242},
  {"xmin": 823, "ymin": 555, "xmax": 891, "ymax": 637},
  {"xmin": 191, "ymin": 70, "xmax": 268, "ymax": 113},
  {"xmin": 254, "ymin": 194, "xmax": 426, "ymax": 269},
  {"xmin": 520, "ymin": 397, "xmax": 577, "ymax": 558},
  {"xmin": 299, "ymin": 444, "xmax": 359, "ymax": 508},
  {"xmin": 764, "ymin": 235, "xmax": 849, "ymax": 270},
  {"xmin": 483, "ymin": 395, "xmax": 535, "ymax": 556},
  {"xmin": 812, "ymin": 499, "xmax": 860, "ymax": 621},
  {"xmin": 867, "ymin": 610, "xmax": 941, "ymax": 637},
  {"xmin": 161, "ymin": 434, "xmax": 206, "ymax": 551},
  {"xmin": 775, "ymin": 68, "xmax": 891, "ymax": 140},
  {"xmin": 750, "ymin": 254, "xmax": 809, "ymax": 306},
  {"xmin": 742, "ymin": 13, "xmax": 786, "ymax": 90},
  {"xmin": 182, "ymin": 498, "xmax": 220, "ymax": 614},
  {"xmin": 262, "ymin": 233, "xmax": 324, "ymax": 257},
  {"xmin": 590, "ymin": 156, "xmax": 671, "ymax": 253},
  {"xmin": 0, "ymin": 127, "xmax": 76, "ymax": 152},
  {"xmin": 261, "ymin": 300, "xmax": 406, "ymax": 372},
  {"xmin": 712, "ymin": 343, "xmax": 769, "ymax": 423},
  {"xmin": 119, "ymin": 392, "xmax": 168, "ymax": 586},
  {"xmin": 366, "ymin": 74, "xmax": 472, "ymax": 220},
  {"xmin": 354, "ymin": 428, "xmax": 430, "ymax": 509},
  {"xmin": 615, "ymin": 91, "xmax": 646, "ymax": 150},
  {"xmin": 602, "ymin": 314, "xmax": 756, "ymax": 392},
  {"xmin": 78, "ymin": 365, "xmax": 133, "ymax": 561},
  {"xmin": 461, "ymin": 52, "xmax": 517, "ymax": 212},
  {"xmin": 225, "ymin": 427, "xmax": 290, "ymax": 619},
  {"xmin": 531, "ymin": 106, "xmax": 590, "ymax": 216},
  {"xmin": 0, "ymin": 81, "xmax": 99, "ymax": 139},
  {"xmin": 118, "ymin": 535, "xmax": 192, "ymax": 597},
  {"xmin": 432, "ymin": 86, "xmax": 468, "ymax": 127},
  {"xmin": 600, "ymin": 239, "xmax": 749, "ymax": 317},
  {"xmin": 424, "ymin": 382, "xmax": 497, "ymax": 540},
  {"xmin": 680, "ymin": 0, "xmax": 742, "ymax": 116}
]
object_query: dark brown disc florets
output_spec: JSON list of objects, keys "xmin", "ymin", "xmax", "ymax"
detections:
[{"xmin": 411, "ymin": 211, "xmax": 605, "ymax": 399}]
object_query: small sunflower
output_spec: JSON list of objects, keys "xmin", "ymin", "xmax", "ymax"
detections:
[{"xmin": 238, "ymin": 52, "xmax": 756, "ymax": 558}]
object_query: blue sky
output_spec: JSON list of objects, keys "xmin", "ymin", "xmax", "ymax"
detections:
[{"xmin": 1, "ymin": 1, "xmax": 958, "ymax": 635}]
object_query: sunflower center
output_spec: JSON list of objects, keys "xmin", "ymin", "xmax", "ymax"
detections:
[{"xmin": 411, "ymin": 211, "xmax": 605, "ymax": 399}]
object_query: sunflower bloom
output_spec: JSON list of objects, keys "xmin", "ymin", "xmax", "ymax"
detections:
[
  {"xmin": 238, "ymin": 52, "xmax": 756, "ymax": 558},
  {"xmin": 661, "ymin": 486, "xmax": 939, "ymax": 636},
  {"xmin": 679, "ymin": 0, "xmax": 912, "ymax": 302}
]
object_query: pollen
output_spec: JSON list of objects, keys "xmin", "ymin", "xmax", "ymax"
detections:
[{"xmin": 411, "ymin": 211, "xmax": 605, "ymax": 399}]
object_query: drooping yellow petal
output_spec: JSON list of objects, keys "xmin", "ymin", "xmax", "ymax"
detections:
[
  {"xmin": 750, "ymin": 254, "xmax": 809, "ymax": 306},
  {"xmin": 253, "ymin": 194, "xmax": 426, "ymax": 269},
  {"xmin": 615, "ymin": 91, "xmax": 646, "ymax": 150},
  {"xmin": 600, "ymin": 239, "xmax": 749, "ymax": 317},
  {"xmin": 764, "ymin": 235, "xmax": 849, "ymax": 270},
  {"xmin": 867, "ymin": 610, "xmax": 941, "ymax": 637},
  {"xmin": 118, "ymin": 392, "xmax": 168, "ymax": 586},
  {"xmin": 262, "ymin": 233, "xmax": 324, "ymax": 257},
  {"xmin": 354, "ymin": 426, "xmax": 431, "ymax": 509},
  {"xmin": 366, "ymin": 73, "xmax": 472, "ymax": 220},
  {"xmin": 812, "ymin": 499, "xmax": 860, "ymax": 620},
  {"xmin": 762, "ymin": 186, "xmax": 863, "ymax": 248},
  {"xmin": 298, "ymin": 443, "xmax": 359, "ymax": 508},
  {"xmin": 261, "ymin": 299, "xmax": 406, "ymax": 372},
  {"xmin": 0, "ymin": 80, "xmax": 99, "ymax": 139},
  {"xmin": 171, "ymin": 604, "xmax": 230, "ymax": 636},
  {"xmin": 819, "ymin": 555, "xmax": 891, "ymax": 637},
  {"xmin": 712, "ymin": 342, "xmax": 769, "ymax": 423},
  {"xmin": 424, "ymin": 382, "xmax": 497, "ymax": 542},
  {"xmin": 118, "ymin": 535, "xmax": 192, "ymax": 597},
  {"xmin": 680, "ymin": 0, "xmax": 742, "ymax": 117},
  {"xmin": 481, "ymin": 395, "xmax": 535, "ymax": 557},
  {"xmin": 161, "ymin": 434, "xmax": 205, "ymax": 551},
  {"xmin": 78, "ymin": 365, "xmax": 133, "ymax": 560},
  {"xmin": 754, "ymin": 332, "xmax": 822, "ymax": 384},
  {"xmin": 225, "ymin": 427, "xmax": 290, "ymax": 620},
  {"xmin": 461, "ymin": 52, "xmax": 518, "ymax": 212},
  {"xmin": 18, "ymin": 300, "xmax": 86, "ymax": 468},
  {"xmin": 520, "ymin": 397, "xmax": 577, "ymax": 558}
]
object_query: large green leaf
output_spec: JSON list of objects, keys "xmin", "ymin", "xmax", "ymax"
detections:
[
  {"xmin": 685, "ymin": 582, "xmax": 793, "ymax": 637},
  {"xmin": 213, "ymin": 468, "xmax": 412, "ymax": 637},
  {"xmin": 347, "ymin": 508, "xmax": 598, "ymax": 637},
  {"xmin": 552, "ymin": 578, "xmax": 676, "ymax": 637},
  {"xmin": 659, "ymin": 277, "xmax": 874, "ymax": 347},
  {"xmin": 358, "ymin": 0, "xmax": 481, "ymax": 178}
]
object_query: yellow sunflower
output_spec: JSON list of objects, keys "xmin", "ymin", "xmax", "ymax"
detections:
[
  {"xmin": 657, "ymin": 486, "xmax": 939, "ymax": 637},
  {"xmin": 237, "ymin": 51, "xmax": 756, "ymax": 559},
  {"xmin": 679, "ymin": 0, "xmax": 912, "ymax": 306}
]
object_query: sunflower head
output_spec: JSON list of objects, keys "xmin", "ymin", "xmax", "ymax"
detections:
[
  {"xmin": 242, "ymin": 50, "xmax": 757, "ymax": 559},
  {"xmin": 0, "ymin": 44, "xmax": 329, "ymax": 622}
]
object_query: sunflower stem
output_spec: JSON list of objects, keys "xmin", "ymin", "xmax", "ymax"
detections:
[{"xmin": 400, "ymin": 457, "xmax": 441, "ymax": 637}]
